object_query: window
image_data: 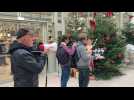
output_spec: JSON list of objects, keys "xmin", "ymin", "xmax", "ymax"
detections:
[
  {"xmin": 58, "ymin": 31, "xmax": 62, "ymax": 37},
  {"xmin": 57, "ymin": 19, "xmax": 62, "ymax": 23},
  {"xmin": 57, "ymin": 12, "xmax": 62, "ymax": 17},
  {"xmin": 57, "ymin": 12, "xmax": 62, "ymax": 23}
]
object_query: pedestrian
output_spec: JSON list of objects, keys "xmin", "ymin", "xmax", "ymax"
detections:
[
  {"xmin": 76, "ymin": 33, "xmax": 90, "ymax": 87},
  {"xmin": 86, "ymin": 37, "xmax": 94, "ymax": 72},
  {"xmin": 56, "ymin": 35, "xmax": 76, "ymax": 87},
  {"xmin": 86, "ymin": 37, "xmax": 96, "ymax": 80},
  {"xmin": 9, "ymin": 28, "xmax": 47, "ymax": 87}
]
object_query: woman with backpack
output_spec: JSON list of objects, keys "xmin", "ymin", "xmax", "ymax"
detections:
[{"xmin": 56, "ymin": 35, "xmax": 76, "ymax": 87}]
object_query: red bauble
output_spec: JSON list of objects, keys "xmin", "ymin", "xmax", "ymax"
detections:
[
  {"xmin": 105, "ymin": 36, "xmax": 111, "ymax": 41},
  {"xmin": 117, "ymin": 53, "xmax": 124, "ymax": 59},
  {"xmin": 105, "ymin": 12, "xmax": 113, "ymax": 17},
  {"xmin": 129, "ymin": 15, "xmax": 133, "ymax": 21},
  {"xmin": 104, "ymin": 36, "xmax": 112, "ymax": 43},
  {"xmin": 93, "ymin": 12, "xmax": 96, "ymax": 17},
  {"xmin": 79, "ymin": 12, "xmax": 84, "ymax": 17},
  {"xmin": 89, "ymin": 19, "xmax": 96, "ymax": 31},
  {"xmin": 103, "ymin": 47, "xmax": 107, "ymax": 51},
  {"xmin": 111, "ymin": 60, "xmax": 115, "ymax": 64}
]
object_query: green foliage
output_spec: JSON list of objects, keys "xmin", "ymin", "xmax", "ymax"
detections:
[
  {"xmin": 65, "ymin": 13, "xmax": 126, "ymax": 80},
  {"xmin": 122, "ymin": 23, "xmax": 134, "ymax": 45},
  {"xmin": 88, "ymin": 16, "xmax": 126, "ymax": 80}
]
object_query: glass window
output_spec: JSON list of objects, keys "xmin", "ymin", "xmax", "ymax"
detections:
[
  {"xmin": 57, "ymin": 12, "xmax": 62, "ymax": 17},
  {"xmin": 57, "ymin": 19, "xmax": 62, "ymax": 23},
  {"xmin": 58, "ymin": 31, "xmax": 62, "ymax": 37}
]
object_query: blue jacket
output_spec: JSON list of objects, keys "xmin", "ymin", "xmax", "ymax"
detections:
[{"xmin": 76, "ymin": 41, "xmax": 90, "ymax": 69}]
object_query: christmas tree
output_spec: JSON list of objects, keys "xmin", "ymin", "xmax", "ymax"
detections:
[
  {"xmin": 88, "ymin": 15, "xmax": 126, "ymax": 80},
  {"xmin": 65, "ymin": 12, "xmax": 88, "ymax": 40},
  {"xmin": 65, "ymin": 12, "xmax": 126, "ymax": 80},
  {"xmin": 122, "ymin": 21, "xmax": 134, "ymax": 45}
]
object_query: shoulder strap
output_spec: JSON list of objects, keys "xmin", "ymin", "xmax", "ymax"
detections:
[{"xmin": 76, "ymin": 44, "xmax": 81, "ymax": 59}]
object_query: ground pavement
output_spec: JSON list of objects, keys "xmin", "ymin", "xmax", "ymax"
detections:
[{"xmin": 0, "ymin": 64, "xmax": 134, "ymax": 87}]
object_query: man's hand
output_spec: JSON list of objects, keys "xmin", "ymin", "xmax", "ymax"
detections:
[{"xmin": 43, "ymin": 48, "xmax": 49, "ymax": 54}]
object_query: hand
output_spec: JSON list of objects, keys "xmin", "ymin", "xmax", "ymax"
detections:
[
  {"xmin": 71, "ymin": 68, "xmax": 78, "ymax": 72},
  {"xmin": 71, "ymin": 68, "xmax": 78, "ymax": 78},
  {"xmin": 89, "ymin": 67, "xmax": 93, "ymax": 72},
  {"xmin": 43, "ymin": 48, "xmax": 49, "ymax": 54},
  {"xmin": 73, "ymin": 43, "xmax": 77, "ymax": 47},
  {"xmin": 96, "ymin": 56, "xmax": 105, "ymax": 60},
  {"xmin": 61, "ymin": 42, "xmax": 66, "ymax": 46}
]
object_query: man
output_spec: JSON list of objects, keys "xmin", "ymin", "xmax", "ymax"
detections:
[{"xmin": 9, "ymin": 28, "xmax": 46, "ymax": 87}]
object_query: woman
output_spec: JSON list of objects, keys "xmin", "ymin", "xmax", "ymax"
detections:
[{"xmin": 56, "ymin": 35, "xmax": 76, "ymax": 87}]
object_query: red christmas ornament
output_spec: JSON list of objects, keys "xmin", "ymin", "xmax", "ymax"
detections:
[
  {"xmin": 129, "ymin": 15, "xmax": 133, "ymax": 21},
  {"xmin": 103, "ymin": 35, "xmax": 112, "ymax": 43},
  {"xmin": 105, "ymin": 36, "xmax": 111, "ymax": 41},
  {"xmin": 111, "ymin": 60, "xmax": 115, "ymax": 64},
  {"xmin": 105, "ymin": 12, "xmax": 113, "ymax": 17},
  {"xmin": 89, "ymin": 19, "xmax": 96, "ymax": 31},
  {"xmin": 117, "ymin": 53, "xmax": 124, "ymax": 59},
  {"xmin": 93, "ymin": 12, "xmax": 96, "ymax": 17},
  {"xmin": 79, "ymin": 12, "xmax": 84, "ymax": 17},
  {"xmin": 103, "ymin": 47, "xmax": 107, "ymax": 51}
]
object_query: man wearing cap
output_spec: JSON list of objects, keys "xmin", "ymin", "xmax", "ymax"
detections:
[{"xmin": 9, "ymin": 28, "xmax": 46, "ymax": 87}]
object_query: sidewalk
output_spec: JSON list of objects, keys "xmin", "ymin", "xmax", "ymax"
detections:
[{"xmin": 0, "ymin": 64, "xmax": 134, "ymax": 87}]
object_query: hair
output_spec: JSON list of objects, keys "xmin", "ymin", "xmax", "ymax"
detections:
[
  {"xmin": 48, "ymin": 36, "xmax": 52, "ymax": 39},
  {"xmin": 78, "ymin": 33, "xmax": 88, "ymax": 41},
  {"xmin": 16, "ymin": 28, "xmax": 30, "ymax": 39},
  {"xmin": 87, "ymin": 35, "xmax": 93, "ymax": 41},
  {"xmin": 61, "ymin": 35, "xmax": 68, "ymax": 42},
  {"xmin": 39, "ymin": 42, "xmax": 43, "ymax": 45},
  {"xmin": 57, "ymin": 35, "xmax": 68, "ymax": 47}
]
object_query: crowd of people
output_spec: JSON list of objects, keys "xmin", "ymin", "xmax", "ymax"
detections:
[{"xmin": 9, "ymin": 28, "xmax": 104, "ymax": 87}]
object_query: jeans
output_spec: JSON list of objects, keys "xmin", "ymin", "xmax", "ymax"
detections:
[
  {"xmin": 61, "ymin": 65, "xmax": 71, "ymax": 87},
  {"xmin": 78, "ymin": 68, "xmax": 90, "ymax": 87}
]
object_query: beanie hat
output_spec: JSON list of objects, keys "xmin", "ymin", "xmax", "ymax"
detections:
[{"xmin": 16, "ymin": 28, "xmax": 34, "ymax": 39}]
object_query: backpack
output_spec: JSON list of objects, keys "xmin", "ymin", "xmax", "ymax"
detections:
[
  {"xmin": 56, "ymin": 46, "xmax": 70, "ymax": 65},
  {"xmin": 72, "ymin": 47, "xmax": 80, "ymax": 66}
]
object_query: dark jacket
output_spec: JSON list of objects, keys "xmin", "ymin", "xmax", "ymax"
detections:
[
  {"xmin": 56, "ymin": 43, "xmax": 76, "ymax": 68},
  {"xmin": 9, "ymin": 41, "xmax": 46, "ymax": 87}
]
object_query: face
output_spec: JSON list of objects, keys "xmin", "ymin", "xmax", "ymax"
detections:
[
  {"xmin": 21, "ymin": 33, "xmax": 34, "ymax": 47},
  {"xmin": 82, "ymin": 37, "xmax": 88, "ymax": 45},
  {"xmin": 33, "ymin": 33, "xmax": 39, "ymax": 41},
  {"xmin": 65, "ymin": 39, "xmax": 69, "ymax": 44},
  {"xmin": 87, "ymin": 38, "xmax": 92, "ymax": 45}
]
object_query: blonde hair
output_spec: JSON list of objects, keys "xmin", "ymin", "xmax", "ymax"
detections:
[{"xmin": 78, "ymin": 33, "xmax": 87, "ymax": 41}]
